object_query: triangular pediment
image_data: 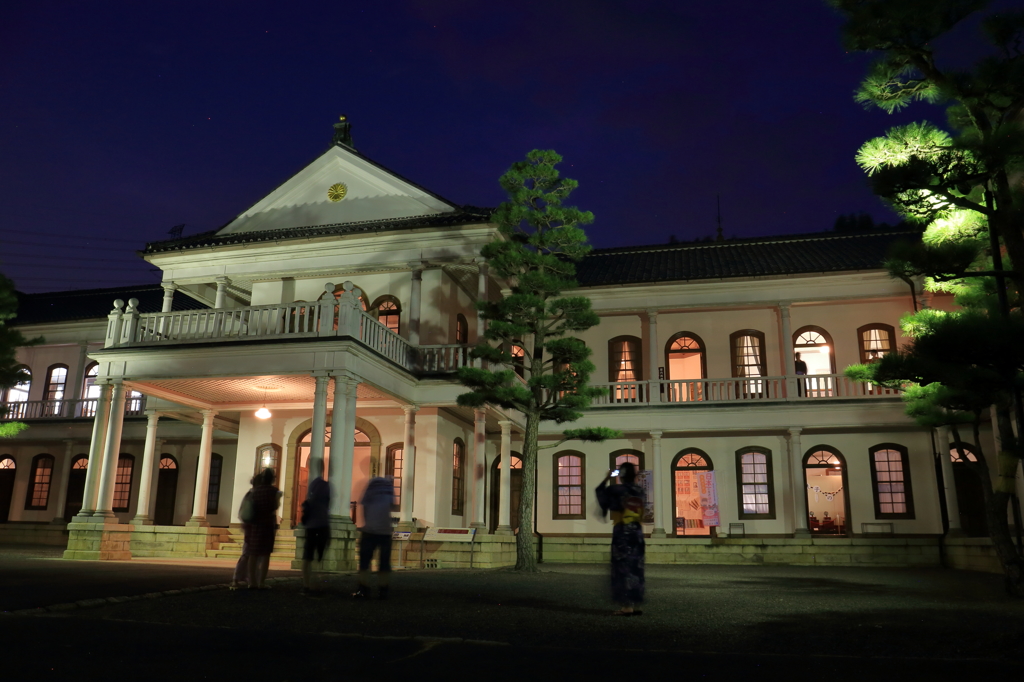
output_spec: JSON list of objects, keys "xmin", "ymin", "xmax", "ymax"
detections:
[{"xmin": 217, "ymin": 145, "xmax": 458, "ymax": 235}]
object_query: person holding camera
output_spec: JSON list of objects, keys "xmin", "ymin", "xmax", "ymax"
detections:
[{"xmin": 595, "ymin": 462, "xmax": 646, "ymax": 616}]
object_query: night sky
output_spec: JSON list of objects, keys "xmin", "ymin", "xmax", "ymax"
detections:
[{"xmin": 1, "ymin": 1, "xmax": 959, "ymax": 293}]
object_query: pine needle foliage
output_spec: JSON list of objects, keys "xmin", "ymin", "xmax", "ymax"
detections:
[
  {"xmin": 0, "ymin": 271, "xmax": 40, "ymax": 434},
  {"xmin": 457, "ymin": 150, "xmax": 619, "ymax": 571}
]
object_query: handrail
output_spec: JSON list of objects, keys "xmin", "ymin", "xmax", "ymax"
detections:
[{"xmin": 0, "ymin": 396, "xmax": 147, "ymax": 420}]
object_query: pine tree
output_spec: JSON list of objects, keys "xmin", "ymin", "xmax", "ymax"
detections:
[
  {"xmin": 457, "ymin": 150, "xmax": 619, "ymax": 571},
  {"xmin": 0, "ymin": 272, "xmax": 38, "ymax": 438}
]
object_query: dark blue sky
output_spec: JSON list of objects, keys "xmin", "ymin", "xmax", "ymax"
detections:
[{"xmin": 1, "ymin": 1, "xmax": 951, "ymax": 293}]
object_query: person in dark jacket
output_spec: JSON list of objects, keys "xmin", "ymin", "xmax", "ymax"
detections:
[
  {"xmin": 301, "ymin": 460, "xmax": 331, "ymax": 594},
  {"xmin": 353, "ymin": 476, "xmax": 394, "ymax": 599},
  {"xmin": 246, "ymin": 468, "xmax": 281, "ymax": 589},
  {"xmin": 596, "ymin": 462, "xmax": 646, "ymax": 615}
]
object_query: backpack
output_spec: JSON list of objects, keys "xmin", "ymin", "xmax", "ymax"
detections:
[{"xmin": 239, "ymin": 490, "xmax": 255, "ymax": 523}]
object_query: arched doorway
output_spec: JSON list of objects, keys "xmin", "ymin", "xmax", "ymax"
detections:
[
  {"xmin": 153, "ymin": 454, "xmax": 179, "ymax": 526},
  {"xmin": 950, "ymin": 443, "xmax": 988, "ymax": 537},
  {"xmin": 671, "ymin": 449, "xmax": 716, "ymax": 536},
  {"xmin": 489, "ymin": 453, "xmax": 523, "ymax": 533},
  {"xmin": 803, "ymin": 446, "xmax": 849, "ymax": 535},
  {"xmin": 291, "ymin": 426, "xmax": 371, "ymax": 523},
  {"xmin": 63, "ymin": 455, "xmax": 89, "ymax": 522},
  {"xmin": 793, "ymin": 326, "xmax": 836, "ymax": 397},
  {"xmin": 664, "ymin": 332, "xmax": 707, "ymax": 402},
  {"xmin": 0, "ymin": 457, "xmax": 15, "ymax": 522}
]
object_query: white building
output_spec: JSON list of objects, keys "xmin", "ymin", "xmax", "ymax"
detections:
[{"xmin": 0, "ymin": 120, "xmax": 1003, "ymax": 571}]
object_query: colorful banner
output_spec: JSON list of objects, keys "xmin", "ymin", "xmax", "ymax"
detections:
[{"xmin": 697, "ymin": 471, "xmax": 720, "ymax": 527}]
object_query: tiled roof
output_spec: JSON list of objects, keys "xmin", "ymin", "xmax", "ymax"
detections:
[
  {"xmin": 142, "ymin": 207, "xmax": 494, "ymax": 254},
  {"xmin": 575, "ymin": 230, "xmax": 919, "ymax": 287},
  {"xmin": 13, "ymin": 284, "xmax": 208, "ymax": 325}
]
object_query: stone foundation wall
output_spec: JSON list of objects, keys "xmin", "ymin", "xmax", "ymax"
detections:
[
  {"xmin": 943, "ymin": 537, "xmax": 1002, "ymax": 574},
  {"xmin": 129, "ymin": 525, "xmax": 232, "ymax": 558},
  {"xmin": 64, "ymin": 521, "xmax": 134, "ymax": 560},
  {"xmin": 0, "ymin": 522, "xmax": 68, "ymax": 546}
]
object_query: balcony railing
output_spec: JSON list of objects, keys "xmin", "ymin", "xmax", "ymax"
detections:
[
  {"xmin": 589, "ymin": 374, "xmax": 898, "ymax": 407},
  {"xmin": 1, "ymin": 396, "xmax": 147, "ymax": 421}
]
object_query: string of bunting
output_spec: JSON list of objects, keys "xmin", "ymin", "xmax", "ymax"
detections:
[{"xmin": 807, "ymin": 484, "xmax": 843, "ymax": 502}]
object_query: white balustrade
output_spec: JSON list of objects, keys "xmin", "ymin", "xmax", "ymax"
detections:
[
  {"xmin": 358, "ymin": 311, "xmax": 415, "ymax": 370},
  {"xmin": 419, "ymin": 345, "xmax": 472, "ymax": 373}
]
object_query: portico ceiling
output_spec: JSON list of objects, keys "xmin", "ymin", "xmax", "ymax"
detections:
[{"xmin": 130, "ymin": 374, "xmax": 392, "ymax": 410}]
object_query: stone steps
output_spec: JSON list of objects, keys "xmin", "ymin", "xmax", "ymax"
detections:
[{"xmin": 206, "ymin": 528, "xmax": 296, "ymax": 561}]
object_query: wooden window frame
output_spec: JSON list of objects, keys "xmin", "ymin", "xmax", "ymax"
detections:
[
  {"xmin": 609, "ymin": 449, "xmax": 645, "ymax": 472},
  {"xmin": 552, "ymin": 451, "xmax": 586, "ymax": 520},
  {"xmin": 207, "ymin": 453, "xmax": 223, "ymax": 514},
  {"xmin": 455, "ymin": 314, "xmax": 469, "ymax": 344},
  {"xmin": 729, "ymin": 330, "xmax": 767, "ymax": 378},
  {"xmin": 793, "ymin": 325, "xmax": 837, "ymax": 374},
  {"xmin": 664, "ymin": 331, "xmax": 708, "ymax": 380},
  {"xmin": 386, "ymin": 442, "xmax": 403, "ymax": 512},
  {"xmin": 255, "ymin": 442, "xmax": 282, "ymax": 479},
  {"xmin": 510, "ymin": 342, "xmax": 526, "ymax": 378},
  {"xmin": 735, "ymin": 447, "xmax": 776, "ymax": 520},
  {"xmin": 112, "ymin": 454, "xmax": 135, "ymax": 512},
  {"xmin": 857, "ymin": 323, "xmax": 896, "ymax": 364},
  {"xmin": 25, "ymin": 454, "xmax": 55, "ymax": 510},
  {"xmin": 869, "ymin": 443, "xmax": 915, "ymax": 519},
  {"xmin": 43, "ymin": 363, "xmax": 69, "ymax": 401},
  {"xmin": 608, "ymin": 335, "xmax": 643, "ymax": 383},
  {"xmin": 451, "ymin": 438, "xmax": 465, "ymax": 516},
  {"xmin": 371, "ymin": 295, "xmax": 402, "ymax": 335}
]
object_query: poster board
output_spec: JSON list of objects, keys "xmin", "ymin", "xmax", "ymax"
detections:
[{"xmin": 637, "ymin": 470, "xmax": 655, "ymax": 524}]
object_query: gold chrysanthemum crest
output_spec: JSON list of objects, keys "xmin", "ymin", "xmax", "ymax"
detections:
[{"xmin": 327, "ymin": 183, "xmax": 348, "ymax": 202}]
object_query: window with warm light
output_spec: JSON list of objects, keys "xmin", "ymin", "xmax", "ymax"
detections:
[
  {"xmin": 511, "ymin": 343, "xmax": 526, "ymax": 378},
  {"xmin": 25, "ymin": 454, "xmax": 54, "ymax": 510},
  {"xmin": 386, "ymin": 443, "xmax": 403, "ymax": 511},
  {"xmin": 553, "ymin": 452, "xmax": 585, "ymax": 519},
  {"xmin": 112, "ymin": 454, "xmax": 135, "ymax": 512},
  {"xmin": 456, "ymin": 314, "xmax": 469, "ymax": 344},
  {"xmin": 374, "ymin": 297, "xmax": 401, "ymax": 334},
  {"xmin": 452, "ymin": 439, "xmax": 465, "ymax": 515},
  {"xmin": 858, "ymin": 324, "xmax": 895, "ymax": 363},
  {"xmin": 870, "ymin": 444, "xmax": 914, "ymax": 518}
]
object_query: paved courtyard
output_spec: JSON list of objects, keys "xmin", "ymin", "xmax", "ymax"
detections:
[{"xmin": 1, "ymin": 545, "xmax": 1022, "ymax": 679}]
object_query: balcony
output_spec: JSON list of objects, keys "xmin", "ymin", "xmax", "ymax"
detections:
[
  {"xmin": 1, "ymin": 396, "xmax": 147, "ymax": 421},
  {"xmin": 590, "ymin": 374, "xmax": 898, "ymax": 407}
]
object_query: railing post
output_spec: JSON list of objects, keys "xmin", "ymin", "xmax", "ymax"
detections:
[
  {"xmin": 104, "ymin": 299, "xmax": 125, "ymax": 348},
  {"xmin": 119, "ymin": 298, "xmax": 140, "ymax": 347},
  {"xmin": 336, "ymin": 281, "xmax": 362, "ymax": 337}
]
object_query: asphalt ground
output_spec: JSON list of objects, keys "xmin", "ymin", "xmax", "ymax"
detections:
[{"xmin": 2, "ymin": 545, "xmax": 1023, "ymax": 680}]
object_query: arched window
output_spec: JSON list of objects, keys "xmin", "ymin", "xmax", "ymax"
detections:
[
  {"xmin": 609, "ymin": 449, "xmax": 645, "ymax": 472},
  {"xmin": 207, "ymin": 453, "xmax": 224, "ymax": 514},
  {"xmin": 950, "ymin": 442, "xmax": 978, "ymax": 463},
  {"xmin": 511, "ymin": 342, "xmax": 526, "ymax": 378},
  {"xmin": 736, "ymin": 447, "xmax": 775, "ymax": 519},
  {"xmin": 553, "ymin": 451, "xmax": 586, "ymax": 519},
  {"xmin": 0, "ymin": 457, "xmax": 15, "ymax": 469},
  {"xmin": 159, "ymin": 456, "xmax": 177, "ymax": 469},
  {"xmin": 25, "ymin": 454, "xmax": 55, "ymax": 510},
  {"xmin": 793, "ymin": 326, "xmax": 836, "ymax": 374},
  {"xmin": 112, "ymin": 454, "xmax": 135, "ymax": 512},
  {"xmin": 44, "ymin": 364, "xmax": 68, "ymax": 402},
  {"xmin": 456, "ymin": 314, "xmax": 469, "ymax": 344},
  {"xmin": 372, "ymin": 296, "xmax": 401, "ymax": 335},
  {"xmin": 858, "ymin": 324, "xmax": 895, "ymax": 364},
  {"xmin": 82, "ymin": 362, "xmax": 100, "ymax": 399},
  {"xmin": 255, "ymin": 443, "xmax": 282, "ymax": 479},
  {"xmin": 5, "ymin": 366, "xmax": 31, "ymax": 404},
  {"xmin": 803, "ymin": 446, "xmax": 848, "ymax": 535},
  {"xmin": 869, "ymin": 444, "xmax": 914, "ymax": 519},
  {"xmin": 729, "ymin": 330, "xmax": 766, "ymax": 378},
  {"xmin": 72, "ymin": 456, "xmax": 88, "ymax": 470},
  {"xmin": 665, "ymin": 332, "xmax": 706, "ymax": 402},
  {"xmin": 386, "ymin": 443, "xmax": 403, "ymax": 511},
  {"xmin": 671, "ymin": 449, "xmax": 714, "ymax": 537},
  {"xmin": 452, "ymin": 439, "xmax": 466, "ymax": 515}
]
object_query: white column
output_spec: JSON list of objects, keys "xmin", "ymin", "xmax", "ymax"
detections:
[
  {"xmin": 188, "ymin": 409, "xmax": 217, "ymax": 526},
  {"xmin": 399, "ymin": 404, "xmax": 419, "ymax": 529},
  {"xmin": 77, "ymin": 382, "xmax": 112, "ymax": 518},
  {"xmin": 650, "ymin": 430, "xmax": 666, "ymax": 537},
  {"xmin": 496, "ymin": 420, "xmax": 513, "ymax": 535},
  {"xmin": 309, "ymin": 374, "xmax": 330, "ymax": 477},
  {"xmin": 471, "ymin": 408, "xmax": 487, "ymax": 529},
  {"xmin": 936, "ymin": 426, "xmax": 963, "ymax": 534},
  {"xmin": 780, "ymin": 302, "xmax": 796, "ymax": 399},
  {"xmin": 475, "ymin": 258, "xmax": 488, "ymax": 367},
  {"xmin": 408, "ymin": 264, "xmax": 424, "ymax": 347},
  {"xmin": 790, "ymin": 427, "xmax": 809, "ymax": 534},
  {"xmin": 160, "ymin": 282, "xmax": 177, "ymax": 313},
  {"xmin": 214, "ymin": 277, "xmax": 230, "ymax": 309},
  {"xmin": 646, "ymin": 310, "xmax": 660, "ymax": 403},
  {"xmin": 52, "ymin": 439, "xmax": 76, "ymax": 522},
  {"xmin": 132, "ymin": 411, "xmax": 161, "ymax": 525},
  {"xmin": 329, "ymin": 374, "xmax": 358, "ymax": 524},
  {"xmin": 94, "ymin": 381, "xmax": 127, "ymax": 519}
]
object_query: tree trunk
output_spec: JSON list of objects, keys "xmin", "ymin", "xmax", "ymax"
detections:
[{"xmin": 515, "ymin": 411, "xmax": 540, "ymax": 571}]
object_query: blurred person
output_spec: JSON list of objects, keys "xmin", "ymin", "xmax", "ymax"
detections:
[
  {"xmin": 246, "ymin": 468, "xmax": 281, "ymax": 590},
  {"xmin": 596, "ymin": 462, "xmax": 646, "ymax": 615},
  {"xmin": 301, "ymin": 461, "xmax": 331, "ymax": 595},
  {"xmin": 353, "ymin": 476, "xmax": 394, "ymax": 599}
]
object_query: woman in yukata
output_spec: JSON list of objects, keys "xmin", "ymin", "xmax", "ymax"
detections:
[{"xmin": 595, "ymin": 462, "xmax": 646, "ymax": 616}]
